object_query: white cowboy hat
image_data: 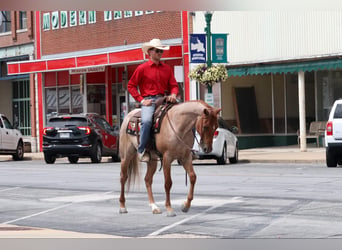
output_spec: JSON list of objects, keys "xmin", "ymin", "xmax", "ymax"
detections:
[{"xmin": 142, "ymin": 38, "xmax": 170, "ymax": 55}]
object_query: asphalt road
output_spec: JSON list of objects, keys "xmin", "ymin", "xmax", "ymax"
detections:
[{"xmin": 1, "ymin": 158, "xmax": 342, "ymax": 238}]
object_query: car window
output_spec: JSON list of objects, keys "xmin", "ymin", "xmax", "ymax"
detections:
[
  {"xmin": 95, "ymin": 117, "xmax": 112, "ymax": 131},
  {"xmin": 218, "ymin": 118, "xmax": 229, "ymax": 130},
  {"xmin": 0, "ymin": 118, "xmax": 3, "ymax": 128},
  {"xmin": 48, "ymin": 117, "xmax": 88, "ymax": 127},
  {"xmin": 2, "ymin": 116, "xmax": 13, "ymax": 129},
  {"xmin": 334, "ymin": 104, "xmax": 342, "ymax": 119}
]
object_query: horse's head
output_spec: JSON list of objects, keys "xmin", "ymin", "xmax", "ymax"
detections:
[{"xmin": 196, "ymin": 107, "xmax": 221, "ymax": 153}]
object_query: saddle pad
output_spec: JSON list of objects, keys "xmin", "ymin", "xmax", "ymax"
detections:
[{"xmin": 126, "ymin": 103, "xmax": 175, "ymax": 136}]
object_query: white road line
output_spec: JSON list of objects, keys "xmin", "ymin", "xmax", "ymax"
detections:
[
  {"xmin": 3, "ymin": 191, "xmax": 114, "ymax": 225},
  {"xmin": 0, "ymin": 187, "xmax": 21, "ymax": 192},
  {"xmin": 3, "ymin": 203, "xmax": 73, "ymax": 225},
  {"xmin": 148, "ymin": 197, "xmax": 243, "ymax": 237}
]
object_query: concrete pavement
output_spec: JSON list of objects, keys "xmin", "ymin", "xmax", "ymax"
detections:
[{"xmin": 0, "ymin": 144, "xmax": 326, "ymax": 238}]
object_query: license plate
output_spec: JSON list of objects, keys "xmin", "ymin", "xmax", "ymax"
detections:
[{"xmin": 60, "ymin": 132, "xmax": 70, "ymax": 138}]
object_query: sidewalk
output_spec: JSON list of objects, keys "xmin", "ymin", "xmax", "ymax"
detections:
[{"xmin": 239, "ymin": 144, "xmax": 325, "ymax": 164}]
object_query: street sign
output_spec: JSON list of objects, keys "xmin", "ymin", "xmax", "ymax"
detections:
[
  {"xmin": 212, "ymin": 34, "xmax": 228, "ymax": 63},
  {"xmin": 205, "ymin": 93, "xmax": 214, "ymax": 107},
  {"xmin": 190, "ymin": 34, "xmax": 206, "ymax": 63}
]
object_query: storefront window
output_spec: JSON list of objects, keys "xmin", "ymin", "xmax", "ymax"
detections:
[
  {"xmin": 45, "ymin": 88, "xmax": 57, "ymax": 118},
  {"xmin": 87, "ymin": 84, "xmax": 105, "ymax": 116},
  {"xmin": 71, "ymin": 86, "xmax": 83, "ymax": 114},
  {"xmin": 58, "ymin": 87, "xmax": 70, "ymax": 114}
]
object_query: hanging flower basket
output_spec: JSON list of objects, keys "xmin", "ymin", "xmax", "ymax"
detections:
[{"xmin": 189, "ymin": 64, "xmax": 228, "ymax": 87}]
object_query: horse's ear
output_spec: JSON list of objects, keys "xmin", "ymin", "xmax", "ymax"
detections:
[
  {"xmin": 203, "ymin": 108, "xmax": 210, "ymax": 116},
  {"xmin": 215, "ymin": 108, "xmax": 222, "ymax": 115}
]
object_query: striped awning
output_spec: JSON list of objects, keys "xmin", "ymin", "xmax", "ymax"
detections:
[{"xmin": 228, "ymin": 58, "xmax": 342, "ymax": 77}]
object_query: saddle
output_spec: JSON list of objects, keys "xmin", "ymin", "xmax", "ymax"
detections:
[{"xmin": 126, "ymin": 97, "xmax": 176, "ymax": 158}]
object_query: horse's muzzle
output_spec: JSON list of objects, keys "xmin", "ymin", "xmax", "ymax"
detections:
[{"xmin": 201, "ymin": 143, "xmax": 213, "ymax": 154}]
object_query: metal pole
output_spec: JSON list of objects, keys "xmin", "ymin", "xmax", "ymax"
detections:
[{"xmin": 205, "ymin": 12, "xmax": 212, "ymax": 93}]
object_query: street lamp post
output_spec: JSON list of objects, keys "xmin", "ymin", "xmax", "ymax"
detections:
[{"xmin": 204, "ymin": 11, "xmax": 213, "ymax": 93}]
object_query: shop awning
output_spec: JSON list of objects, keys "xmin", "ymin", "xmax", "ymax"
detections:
[
  {"xmin": 228, "ymin": 57, "xmax": 342, "ymax": 77},
  {"xmin": 7, "ymin": 45, "xmax": 183, "ymax": 75}
]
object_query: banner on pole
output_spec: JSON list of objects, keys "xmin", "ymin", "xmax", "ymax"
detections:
[
  {"xmin": 212, "ymin": 34, "xmax": 228, "ymax": 63},
  {"xmin": 190, "ymin": 34, "xmax": 206, "ymax": 63}
]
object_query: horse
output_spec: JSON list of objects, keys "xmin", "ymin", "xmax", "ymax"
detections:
[{"xmin": 119, "ymin": 99, "xmax": 221, "ymax": 217}]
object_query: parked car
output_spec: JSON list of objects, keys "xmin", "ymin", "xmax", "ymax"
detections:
[
  {"xmin": 42, "ymin": 113, "xmax": 120, "ymax": 164},
  {"xmin": 325, "ymin": 99, "xmax": 342, "ymax": 167},
  {"xmin": 0, "ymin": 113, "xmax": 24, "ymax": 160},
  {"xmin": 192, "ymin": 117, "xmax": 239, "ymax": 165}
]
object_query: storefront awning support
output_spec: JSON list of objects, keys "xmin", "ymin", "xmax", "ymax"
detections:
[{"xmin": 298, "ymin": 70, "xmax": 307, "ymax": 151}]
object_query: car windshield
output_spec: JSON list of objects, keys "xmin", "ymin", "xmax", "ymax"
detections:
[{"xmin": 48, "ymin": 117, "xmax": 88, "ymax": 127}]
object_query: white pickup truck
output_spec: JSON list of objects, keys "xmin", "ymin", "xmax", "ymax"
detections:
[
  {"xmin": 0, "ymin": 113, "xmax": 24, "ymax": 160},
  {"xmin": 325, "ymin": 99, "xmax": 342, "ymax": 167}
]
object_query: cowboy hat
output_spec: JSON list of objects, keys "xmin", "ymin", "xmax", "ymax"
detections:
[{"xmin": 142, "ymin": 38, "xmax": 170, "ymax": 55}]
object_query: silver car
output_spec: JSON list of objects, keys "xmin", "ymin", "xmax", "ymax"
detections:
[
  {"xmin": 0, "ymin": 114, "xmax": 24, "ymax": 160},
  {"xmin": 193, "ymin": 117, "xmax": 238, "ymax": 165}
]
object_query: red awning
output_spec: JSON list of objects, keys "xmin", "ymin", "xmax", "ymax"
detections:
[{"xmin": 7, "ymin": 45, "xmax": 183, "ymax": 75}]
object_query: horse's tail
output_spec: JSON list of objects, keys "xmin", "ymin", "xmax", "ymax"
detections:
[{"xmin": 126, "ymin": 154, "xmax": 140, "ymax": 191}]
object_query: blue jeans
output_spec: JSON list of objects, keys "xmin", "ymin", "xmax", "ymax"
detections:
[{"xmin": 138, "ymin": 97, "xmax": 157, "ymax": 153}]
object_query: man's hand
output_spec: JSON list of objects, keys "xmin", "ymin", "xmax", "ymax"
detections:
[
  {"xmin": 141, "ymin": 99, "xmax": 153, "ymax": 106},
  {"xmin": 166, "ymin": 94, "xmax": 178, "ymax": 103}
]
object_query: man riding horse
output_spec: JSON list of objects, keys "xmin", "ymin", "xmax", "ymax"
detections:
[{"xmin": 127, "ymin": 38, "xmax": 179, "ymax": 162}]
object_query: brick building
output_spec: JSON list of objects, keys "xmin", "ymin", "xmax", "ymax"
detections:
[
  {"xmin": 0, "ymin": 11, "xmax": 37, "ymax": 151},
  {"xmin": 7, "ymin": 11, "xmax": 192, "ymax": 151}
]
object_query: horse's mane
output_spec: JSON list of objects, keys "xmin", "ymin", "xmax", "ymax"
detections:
[{"xmin": 186, "ymin": 99, "xmax": 213, "ymax": 108}]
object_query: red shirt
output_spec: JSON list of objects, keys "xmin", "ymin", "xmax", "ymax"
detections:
[{"xmin": 127, "ymin": 60, "xmax": 179, "ymax": 103}]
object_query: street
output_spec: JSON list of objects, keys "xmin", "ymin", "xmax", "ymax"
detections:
[{"xmin": 1, "ymin": 158, "xmax": 342, "ymax": 238}]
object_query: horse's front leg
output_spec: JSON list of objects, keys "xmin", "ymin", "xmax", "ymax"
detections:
[
  {"xmin": 163, "ymin": 158, "xmax": 176, "ymax": 217},
  {"xmin": 145, "ymin": 161, "xmax": 162, "ymax": 214},
  {"xmin": 181, "ymin": 157, "xmax": 197, "ymax": 213}
]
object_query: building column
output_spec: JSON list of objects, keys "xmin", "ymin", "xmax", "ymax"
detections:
[
  {"xmin": 298, "ymin": 70, "xmax": 307, "ymax": 152},
  {"xmin": 105, "ymin": 66, "xmax": 113, "ymax": 125},
  {"xmin": 181, "ymin": 11, "xmax": 190, "ymax": 101}
]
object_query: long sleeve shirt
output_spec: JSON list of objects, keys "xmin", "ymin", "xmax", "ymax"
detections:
[{"xmin": 127, "ymin": 60, "xmax": 179, "ymax": 103}]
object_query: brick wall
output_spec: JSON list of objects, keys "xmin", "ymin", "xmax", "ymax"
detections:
[
  {"xmin": 41, "ymin": 11, "xmax": 182, "ymax": 56},
  {"xmin": 0, "ymin": 11, "xmax": 34, "ymax": 47}
]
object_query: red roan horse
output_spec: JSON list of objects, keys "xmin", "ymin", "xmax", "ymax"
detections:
[{"xmin": 119, "ymin": 100, "xmax": 221, "ymax": 217}]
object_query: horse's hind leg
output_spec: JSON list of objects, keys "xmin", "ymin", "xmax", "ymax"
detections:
[
  {"xmin": 181, "ymin": 157, "xmax": 197, "ymax": 213},
  {"xmin": 119, "ymin": 158, "xmax": 129, "ymax": 213},
  {"xmin": 145, "ymin": 161, "xmax": 162, "ymax": 214}
]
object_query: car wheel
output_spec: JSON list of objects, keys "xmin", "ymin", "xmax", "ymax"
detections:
[
  {"xmin": 68, "ymin": 156, "xmax": 79, "ymax": 164},
  {"xmin": 44, "ymin": 153, "xmax": 56, "ymax": 164},
  {"xmin": 12, "ymin": 141, "xmax": 24, "ymax": 161},
  {"xmin": 217, "ymin": 144, "xmax": 227, "ymax": 165},
  {"xmin": 326, "ymin": 148, "xmax": 337, "ymax": 167},
  {"xmin": 90, "ymin": 142, "xmax": 102, "ymax": 163},
  {"xmin": 229, "ymin": 143, "xmax": 239, "ymax": 164}
]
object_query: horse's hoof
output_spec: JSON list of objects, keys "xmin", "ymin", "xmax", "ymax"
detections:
[
  {"xmin": 181, "ymin": 203, "xmax": 190, "ymax": 213},
  {"xmin": 152, "ymin": 208, "xmax": 162, "ymax": 214},
  {"xmin": 166, "ymin": 210, "xmax": 176, "ymax": 217},
  {"xmin": 119, "ymin": 207, "xmax": 128, "ymax": 214}
]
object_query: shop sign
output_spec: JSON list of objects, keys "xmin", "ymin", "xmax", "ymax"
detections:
[{"xmin": 69, "ymin": 66, "xmax": 105, "ymax": 74}]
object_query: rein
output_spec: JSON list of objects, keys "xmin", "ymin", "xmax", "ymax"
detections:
[{"xmin": 165, "ymin": 112, "xmax": 200, "ymax": 154}]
